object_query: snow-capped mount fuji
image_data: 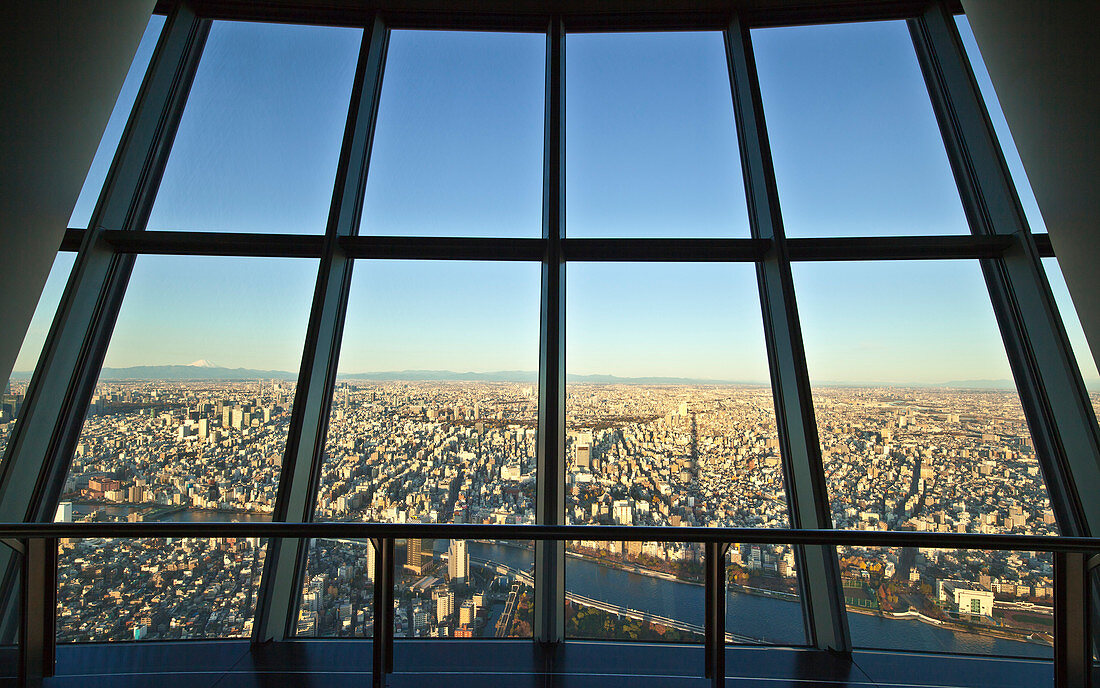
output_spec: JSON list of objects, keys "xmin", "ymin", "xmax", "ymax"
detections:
[{"xmin": 188, "ymin": 359, "xmax": 219, "ymax": 368}]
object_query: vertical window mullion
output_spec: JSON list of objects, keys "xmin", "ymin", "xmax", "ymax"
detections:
[
  {"xmin": 252, "ymin": 15, "xmax": 389, "ymax": 642},
  {"xmin": 723, "ymin": 12, "xmax": 851, "ymax": 652},
  {"xmin": 535, "ymin": 14, "xmax": 566, "ymax": 646}
]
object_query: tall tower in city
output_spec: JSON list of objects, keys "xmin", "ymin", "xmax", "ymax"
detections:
[{"xmin": 448, "ymin": 539, "xmax": 469, "ymax": 585}]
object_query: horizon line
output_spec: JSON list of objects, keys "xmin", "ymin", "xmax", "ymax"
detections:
[{"xmin": 11, "ymin": 363, "xmax": 1098, "ymax": 390}]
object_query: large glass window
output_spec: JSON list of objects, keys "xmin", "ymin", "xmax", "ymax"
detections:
[
  {"xmin": 753, "ymin": 21, "xmax": 967, "ymax": 238},
  {"xmin": 147, "ymin": 21, "xmax": 361, "ymax": 234},
  {"xmin": 55, "ymin": 255, "xmax": 316, "ymax": 641},
  {"xmin": 565, "ymin": 32, "xmax": 749, "ymax": 238},
  {"xmin": 18, "ymin": 5, "xmax": 1091, "ymax": 666}
]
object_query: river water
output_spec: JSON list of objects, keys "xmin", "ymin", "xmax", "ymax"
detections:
[
  {"xmin": 466, "ymin": 542, "xmax": 1052, "ymax": 659},
  {"xmin": 69, "ymin": 506, "xmax": 1051, "ymax": 658}
]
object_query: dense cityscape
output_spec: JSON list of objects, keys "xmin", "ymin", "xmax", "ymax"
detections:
[{"xmin": 3, "ymin": 375, "xmax": 1097, "ymax": 650}]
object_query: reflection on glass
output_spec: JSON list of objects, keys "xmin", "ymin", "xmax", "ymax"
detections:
[
  {"xmin": 753, "ymin": 21, "xmax": 966, "ymax": 237},
  {"xmin": 1041, "ymin": 258, "xmax": 1100, "ymax": 421},
  {"xmin": 360, "ymin": 31, "xmax": 544, "ymax": 238},
  {"xmin": 148, "ymin": 21, "xmax": 361, "ymax": 233},
  {"xmin": 301, "ymin": 261, "xmax": 539, "ymax": 637},
  {"xmin": 794, "ymin": 260, "xmax": 1055, "ymax": 656},
  {"xmin": 840, "ymin": 547, "xmax": 1053, "ymax": 658},
  {"xmin": 54, "ymin": 255, "xmax": 316, "ymax": 642},
  {"xmin": 725, "ymin": 544, "xmax": 804, "ymax": 645},
  {"xmin": 566, "ymin": 32, "xmax": 748, "ymax": 238},
  {"xmin": 70, "ymin": 15, "xmax": 166, "ymax": 228},
  {"xmin": 565, "ymin": 541, "xmax": 702, "ymax": 642},
  {"xmin": 2, "ymin": 252, "xmax": 76, "ymax": 465}
]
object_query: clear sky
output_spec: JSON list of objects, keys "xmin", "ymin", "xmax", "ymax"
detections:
[{"xmin": 9, "ymin": 15, "xmax": 1097, "ymax": 389}]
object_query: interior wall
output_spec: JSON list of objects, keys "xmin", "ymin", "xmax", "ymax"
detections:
[
  {"xmin": 961, "ymin": 0, "xmax": 1100, "ymax": 376},
  {"xmin": 0, "ymin": 0, "xmax": 156, "ymax": 385}
]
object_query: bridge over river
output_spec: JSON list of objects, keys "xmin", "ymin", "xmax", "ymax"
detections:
[{"xmin": 471, "ymin": 555, "xmax": 756, "ymax": 643}]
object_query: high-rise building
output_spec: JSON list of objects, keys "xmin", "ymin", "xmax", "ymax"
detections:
[
  {"xmin": 53, "ymin": 501, "xmax": 72, "ymax": 523},
  {"xmin": 406, "ymin": 537, "xmax": 426, "ymax": 574},
  {"xmin": 447, "ymin": 539, "xmax": 469, "ymax": 585},
  {"xmin": 435, "ymin": 589, "xmax": 454, "ymax": 623}
]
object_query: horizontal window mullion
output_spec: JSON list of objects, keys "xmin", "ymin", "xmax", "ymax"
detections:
[
  {"xmin": 100, "ymin": 230, "xmax": 326, "ymax": 257},
  {"xmin": 339, "ymin": 235, "xmax": 546, "ymax": 260},
  {"xmin": 786, "ymin": 234, "xmax": 1013, "ymax": 261},
  {"xmin": 83, "ymin": 232, "xmax": 1060, "ymax": 262},
  {"xmin": 563, "ymin": 238, "xmax": 769, "ymax": 261}
]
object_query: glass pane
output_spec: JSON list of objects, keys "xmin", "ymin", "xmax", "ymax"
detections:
[
  {"xmin": 566, "ymin": 263, "xmax": 785, "ymax": 528},
  {"xmin": 3, "ymin": 252, "xmax": 76, "ymax": 464},
  {"xmin": 70, "ymin": 14, "xmax": 165, "ymax": 228},
  {"xmin": 54, "ymin": 255, "xmax": 317, "ymax": 642},
  {"xmin": 1042, "ymin": 258, "xmax": 1100, "ymax": 419},
  {"xmin": 794, "ymin": 260, "xmax": 1056, "ymax": 656},
  {"xmin": 301, "ymin": 260, "xmax": 539, "ymax": 637},
  {"xmin": 395, "ymin": 538, "xmax": 533, "ymax": 638},
  {"xmin": 148, "ymin": 21, "xmax": 361, "ymax": 233},
  {"xmin": 360, "ymin": 31, "xmax": 544, "ymax": 238},
  {"xmin": 566, "ymin": 32, "xmax": 749, "ymax": 238},
  {"xmin": 566, "ymin": 540, "xmax": 703, "ymax": 642},
  {"xmin": 753, "ymin": 21, "xmax": 967, "ymax": 238},
  {"xmin": 841, "ymin": 546, "xmax": 1053, "ymax": 658}
]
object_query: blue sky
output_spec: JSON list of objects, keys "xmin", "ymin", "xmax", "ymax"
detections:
[{"xmin": 10, "ymin": 15, "xmax": 1098, "ymax": 389}]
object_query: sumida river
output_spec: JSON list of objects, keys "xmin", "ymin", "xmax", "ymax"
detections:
[
  {"xmin": 69, "ymin": 506, "xmax": 1052, "ymax": 658},
  {"xmin": 466, "ymin": 541, "xmax": 1053, "ymax": 659}
]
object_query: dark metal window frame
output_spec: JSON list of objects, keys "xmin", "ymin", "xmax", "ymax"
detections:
[{"xmin": 0, "ymin": 1, "xmax": 1096, "ymax": 685}]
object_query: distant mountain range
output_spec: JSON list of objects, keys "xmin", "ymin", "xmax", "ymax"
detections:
[{"xmin": 8, "ymin": 363, "xmax": 1078, "ymax": 390}]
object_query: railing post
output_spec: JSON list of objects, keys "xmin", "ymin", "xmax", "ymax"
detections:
[
  {"xmin": 705, "ymin": 542, "xmax": 728, "ymax": 687},
  {"xmin": 372, "ymin": 537, "xmax": 395, "ymax": 688},
  {"xmin": 1055, "ymin": 551, "xmax": 1091, "ymax": 688},
  {"xmin": 19, "ymin": 537, "xmax": 56, "ymax": 685}
]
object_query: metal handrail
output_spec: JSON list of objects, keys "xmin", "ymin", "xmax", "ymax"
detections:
[
  {"xmin": 6, "ymin": 522, "xmax": 1095, "ymax": 688},
  {"xmin": 1, "ymin": 521, "xmax": 1099, "ymax": 551}
]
